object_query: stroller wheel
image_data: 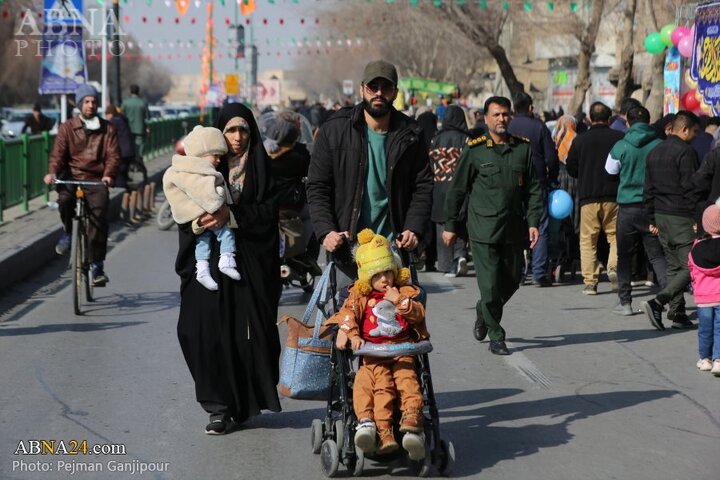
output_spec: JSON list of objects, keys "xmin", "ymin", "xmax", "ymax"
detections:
[
  {"xmin": 320, "ymin": 439, "xmax": 340, "ymax": 477},
  {"xmin": 301, "ymin": 274, "xmax": 315, "ymax": 293},
  {"xmin": 334, "ymin": 419, "xmax": 345, "ymax": 450},
  {"xmin": 439, "ymin": 440, "xmax": 456, "ymax": 477},
  {"xmin": 409, "ymin": 435, "xmax": 433, "ymax": 478},
  {"xmin": 311, "ymin": 419, "xmax": 323, "ymax": 454},
  {"xmin": 351, "ymin": 446, "xmax": 364, "ymax": 477}
]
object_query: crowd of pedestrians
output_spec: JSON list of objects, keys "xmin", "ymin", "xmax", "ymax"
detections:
[
  {"xmin": 42, "ymin": 60, "xmax": 720, "ymax": 437},
  {"xmin": 394, "ymin": 82, "xmax": 720, "ymax": 378}
]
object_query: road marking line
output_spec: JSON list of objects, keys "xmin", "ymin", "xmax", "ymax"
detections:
[{"xmin": 504, "ymin": 345, "xmax": 552, "ymax": 389}]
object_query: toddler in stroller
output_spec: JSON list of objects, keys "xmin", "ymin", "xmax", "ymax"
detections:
[{"xmin": 313, "ymin": 229, "xmax": 454, "ymax": 477}]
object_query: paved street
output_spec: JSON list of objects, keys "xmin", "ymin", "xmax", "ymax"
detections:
[{"xmin": 1, "ymin": 218, "xmax": 719, "ymax": 480}]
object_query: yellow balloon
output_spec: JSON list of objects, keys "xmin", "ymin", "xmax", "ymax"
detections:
[
  {"xmin": 696, "ymin": 90, "xmax": 704, "ymax": 103},
  {"xmin": 684, "ymin": 69, "xmax": 698, "ymax": 90},
  {"xmin": 701, "ymin": 102, "xmax": 714, "ymax": 115}
]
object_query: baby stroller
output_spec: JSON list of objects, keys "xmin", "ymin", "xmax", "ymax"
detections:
[{"xmin": 309, "ymin": 255, "xmax": 455, "ymax": 477}]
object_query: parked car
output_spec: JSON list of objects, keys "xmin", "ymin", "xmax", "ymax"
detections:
[
  {"xmin": 149, "ymin": 106, "xmax": 164, "ymax": 120},
  {"xmin": 0, "ymin": 109, "xmax": 32, "ymax": 138},
  {"xmin": 0, "ymin": 108, "xmax": 60, "ymax": 139}
]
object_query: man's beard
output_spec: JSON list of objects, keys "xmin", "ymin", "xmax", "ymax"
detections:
[{"xmin": 363, "ymin": 97, "xmax": 392, "ymax": 118}]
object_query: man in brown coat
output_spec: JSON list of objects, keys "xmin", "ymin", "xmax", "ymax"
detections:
[{"xmin": 44, "ymin": 84, "xmax": 120, "ymax": 286}]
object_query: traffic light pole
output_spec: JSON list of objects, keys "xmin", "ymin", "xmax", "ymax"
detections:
[{"xmin": 113, "ymin": 0, "xmax": 121, "ymax": 105}]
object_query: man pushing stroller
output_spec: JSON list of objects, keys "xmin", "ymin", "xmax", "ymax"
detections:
[{"xmin": 329, "ymin": 228, "xmax": 429, "ymax": 460}]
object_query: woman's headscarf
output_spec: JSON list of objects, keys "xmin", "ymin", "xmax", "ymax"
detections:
[
  {"xmin": 554, "ymin": 114, "xmax": 577, "ymax": 164},
  {"xmin": 416, "ymin": 111, "xmax": 438, "ymax": 150},
  {"xmin": 215, "ymin": 103, "xmax": 272, "ymax": 203},
  {"xmin": 440, "ymin": 105, "xmax": 469, "ymax": 134}
]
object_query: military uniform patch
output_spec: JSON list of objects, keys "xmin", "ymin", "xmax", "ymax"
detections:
[{"xmin": 467, "ymin": 135, "xmax": 487, "ymax": 148}]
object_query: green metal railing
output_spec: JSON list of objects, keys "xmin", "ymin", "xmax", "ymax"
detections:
[{"xmin": 0, "ymin": 115, "xmax": 199, "ymax": 222}]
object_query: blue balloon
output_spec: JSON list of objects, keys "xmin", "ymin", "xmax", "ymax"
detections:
[{"xmin": 548, "ymin": 189, "xmax": 573, "ymax": 220}]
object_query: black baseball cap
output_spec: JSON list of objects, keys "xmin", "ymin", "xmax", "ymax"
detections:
[{"xmin": 362, "ymin": 60, "xmax": 398, "ymax": 86}]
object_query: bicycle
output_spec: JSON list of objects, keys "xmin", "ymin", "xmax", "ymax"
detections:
[
  {"xmin": 156, "ymin": 197, "xmax": 175, "ymax": 231},
  {"xmin": 54, "ymin": 179, "xmax": 107, "ymax": 315}
]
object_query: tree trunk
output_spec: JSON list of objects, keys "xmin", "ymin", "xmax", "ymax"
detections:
[
  {"xmin": 645, "ymin": 52, "xmax": 666, "ymax": 122},
  {"xmin": 614, "ymin": 0, "xmax": 637, "ymax": 110},
  {"xmin": 642, "ymin": 0, "xmax": 664, "ymax": 121},
  {"xmin": 570, "ymin": 46, "xmax": 593, "ymax": 114},
  {"xmin": 569, "ymin": 0, "xmax": 606, "ymax": 114},
  {"xmin": 486, "ymin": 40, "xmax": 525, "ymax": 98}
]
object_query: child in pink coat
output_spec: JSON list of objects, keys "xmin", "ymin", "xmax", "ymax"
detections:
[{"xmin": 688, "ymin": 199, "xmax": 720, "ymax": 375}]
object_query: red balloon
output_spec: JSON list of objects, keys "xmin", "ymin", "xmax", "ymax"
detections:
[{"xmin": 683, "ymin": 90, "xmax": 701, "ymax": 110}]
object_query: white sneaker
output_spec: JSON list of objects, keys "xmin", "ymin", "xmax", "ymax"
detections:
[
  {"xmin": 457, "ymin": 257, "xmax": 468, "ymax": 276},
  {"xmin": 697, "ymin": 358, "xmax": 713, "ymax": 371},
  {"xmin": 219, "ymin": 253, "xmax": 241, "ymax": 280},
  {"xmin": 402, "ymin": 432, "xmax": 426, "ymax": 461},
  {"xmin": 354, "ymin": 419, "xmax": 377, "ymax": 454},
  {"xmin": 712, "ymin": 359, "xmax": 720, "ymax": 376},
  {"xmin": 607, "ymin": 270, "xmax": 618, "ymax": 292},
  {"xmin": 196, "ymin": 261, "xmax": 218, "ymax": 290}
]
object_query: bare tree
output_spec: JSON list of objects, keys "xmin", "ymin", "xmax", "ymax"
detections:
[
  {"xmin": 433, "ymin": 1, "xmax": 525, "ymax": 97},
  {"xmin": 614, "ymin": 0, "xmax": 638, "ymax": 109},
  {"xmin": 308, "ymin": 2, "xmax": 492, "ymax": 96},
  {"xmin": 641, "ymin": 0, "xmax": 678, "ymax": 121},
  {"xmin": 569, "ymin": 0, "xmax": 607, "ymax": 114}
]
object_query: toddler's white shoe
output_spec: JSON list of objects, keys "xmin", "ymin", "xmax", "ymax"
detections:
[
  {"xmin": 697, "ymin": 358, "xmax": 713, "ymax": 371},
  {"xmin": 219, "ymin": 253, "xmax": 241, "ymax": 280},
  {"xmin": 196, "ymin": 260, "xmax": 218, "ymax": 290},
  {"xmin": 353, "ymin": 419, "xmax": 377, "ymax": 454},
  {"xmin": 402, "ymin": 432, "xmax": 426, "ymax": 461},
  {"xmin": 712, "ymin": 359, "xmax": 720, "ymax": 376}
]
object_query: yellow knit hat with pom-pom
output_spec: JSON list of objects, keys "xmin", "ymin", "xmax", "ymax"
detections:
[{"xmin": 354, "ymin": 228, "xmax": 411, "ymax": 295}]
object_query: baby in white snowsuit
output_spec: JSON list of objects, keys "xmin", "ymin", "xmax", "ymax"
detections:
[{"xmin": 163, "ymin": 126, "xmax": 241, "ymax": 290}]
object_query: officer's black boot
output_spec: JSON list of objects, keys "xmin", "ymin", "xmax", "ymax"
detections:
[
  {"xmin": 474, "ymin": 302, "xmax": 488, "ymax": 341},
  {"xmin": 489, "ymin": 340, "xmax": 510, "ymax": 355}
]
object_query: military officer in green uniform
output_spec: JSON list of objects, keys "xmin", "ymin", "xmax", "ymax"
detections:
[{"xmin": 443, "ymin": 96, "xmax": 543, "ymax": 355}]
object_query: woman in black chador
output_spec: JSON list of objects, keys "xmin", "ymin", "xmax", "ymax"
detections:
[{"xmin": 175, "ymin": 103, "xmax": 282, "ymax": 435}]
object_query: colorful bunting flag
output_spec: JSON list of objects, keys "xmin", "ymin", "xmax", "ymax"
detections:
[
  {"xmin": 240, "ymin": 0, "xmax": 255, "ymax": 16},
  {"xmin": 176, "ymin": 0, "xmax": 189, "ymax": 16}
]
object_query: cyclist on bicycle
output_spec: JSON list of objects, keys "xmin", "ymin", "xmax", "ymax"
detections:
[{"xmin": 43, "ymin": 84, "xmax": 120, "ymax": 286}]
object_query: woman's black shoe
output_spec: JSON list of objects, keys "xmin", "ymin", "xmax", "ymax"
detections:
[
  {"xmin": 474, "ymin": 318, "xmax": 488, "ymax": 341},
  {"xmin": 488, "ymin": 340, "xmax": 510, "ymax": 355}
]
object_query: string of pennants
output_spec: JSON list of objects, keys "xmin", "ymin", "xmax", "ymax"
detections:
[
  {"xmin": 83, "ymin": 36, "xmax": 371, "ymax": 61},
  {"xmin": 0, "ymin": 1, "xmax": 591, "ymax": 18}
]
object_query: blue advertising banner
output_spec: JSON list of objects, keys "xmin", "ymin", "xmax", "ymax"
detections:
[
  {"xmin": 664, "ymin": 47, "xmax": 681, "ymax": 115},
  {"xmin": 39, "ymin": 24, "xmax": 86, "ymax": 95},
  {"xmin": 690, "ymin": 0, "xmax": 720, "ymax": 115},
  {"xmin": 44, "ymin": 0, "xmax": 83, "ymax": 26}
]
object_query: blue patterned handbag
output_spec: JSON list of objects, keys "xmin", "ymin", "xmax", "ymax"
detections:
[{"xmin": 278, "ymin": 262, "xmax": 334, "ymax": 400}]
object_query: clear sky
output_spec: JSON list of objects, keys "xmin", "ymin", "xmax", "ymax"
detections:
[{"xmin": 87, "ymin": 0, "xmax": 333, "ymax": 75}]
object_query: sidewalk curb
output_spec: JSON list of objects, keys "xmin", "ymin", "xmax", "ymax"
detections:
[{"xmin": 0, "ymin": 158, "xmax": 170, "ymax": 293}]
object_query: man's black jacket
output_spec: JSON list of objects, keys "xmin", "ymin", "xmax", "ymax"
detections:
[
  {"xmin": 644, "ymin": 135, "xmax": 699, "ymax": 223},
  {"xmin": 307, "ymin": 103, "xmax": 433, "ymax": 243},
  {"xmin": 507, "ymin": 113, "xmax": 559, "ymax": 187},
  {"xmin": 692, "ymin": 147, "xmax": 720, "ymax": 224},
  {"xmin": 566, "ymin": 124, "xmax": 623, "ymax": 206}
]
